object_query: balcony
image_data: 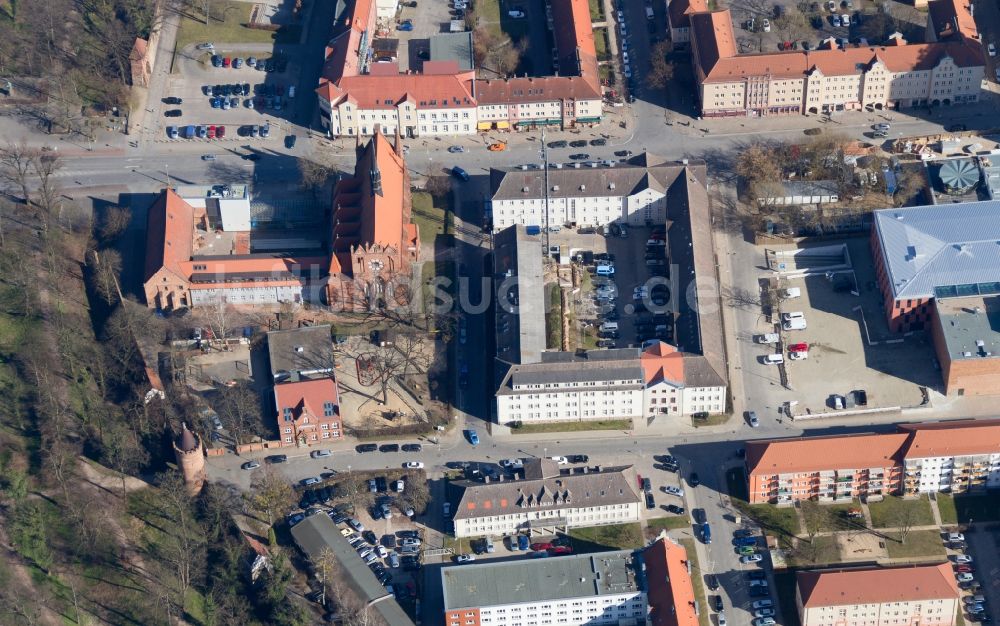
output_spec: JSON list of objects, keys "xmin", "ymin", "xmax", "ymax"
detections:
[{"xmin": 836, "ymin": 476, "xmax": 853, "ymax": 483}]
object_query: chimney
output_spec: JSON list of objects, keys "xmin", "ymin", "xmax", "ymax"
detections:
[{"xmin": 394, "ymin": 124, "xmax": 402, "ymax": 156}]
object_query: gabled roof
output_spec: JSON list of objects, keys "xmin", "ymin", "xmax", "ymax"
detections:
[
  {"xmin": 928, "ymin": 0, "xmax": 978, "ymax": 41},
  {"xmin": 490, "ymin": 158, "xmax": 686, "ymax": 201},
  {"xmin": 898, "ymin": 418, "xmax": 1000, "ymax": 459},
  {"xmin": 690, "ymin": 10, "xmax": 738, "ymax": 75},
  {"xmin": 144, "ymin": 189, "xmax": 194, "ymax": 282},
  {"xmin": 872, "ymin": 201, "xmax": 1000, "ymax": 300},
  {"xmin": 477, "ymin": 75, "xmax": 601, "ymax": 105},
  {"xmin": 551, "ymin": 0, "xmax": 600, "ymax": 90},
  {"xmin": 273, "ymin": 377, "xmax": 340, "ymax": 421},
  {"xmin": 745, "ymin": 433, "xmax": 910, "ymax": 475},
  {"xmin": 330, "ymin": 71, "xmax": 477, "ymax": 109},
  {"xmin": 645, "ymin": 537, "xmax": 699, "ymax": 626},
  {"xmin": 449, "ymin": 465, "xmax": 641, "ymax": 521},
  {"xmin": 797, "ymin": 564, "xmax": 959, "ymax": 608},
  {"xmin": 668, "ymin": 0, "xmax": 709, "ymax": 30},
  {"xmin": 641, "ymin": 342, "xmax": 727, "ymax": 388}
]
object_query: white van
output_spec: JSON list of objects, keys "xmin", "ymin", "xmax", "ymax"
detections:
[
  {"xmin": 781, "ymin": 311, "xmax": 804, "ymax": 321},
  {"xmin": 600, "ymin": 321, "xmax": 619, "ymax": 333},
  {"xmin": 783, "ymin": 318, "xmax": 807, "ymax": 331},
  {"xmin": 757, "ymin": 333, "xmax": 780, "ymax": 344},
  {"xmin": 484, "ymin": 537, "xmax": 495, "ymax": 553},
  {"xmin": 596, "ymin": 264, "xmax": 615, "ymax": 276},
  {"xmin": 764, "ymin": 354, "xmax": 785, "ymax": 365}
]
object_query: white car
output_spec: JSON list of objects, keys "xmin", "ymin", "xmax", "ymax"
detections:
[
  {"xmin": 310, "ymin": 449, "xmax": 333, "ymax": 458},
  {"xmin": 741, "ymin": 553, "xmax": 764, "ymax": 563},
  {"xmin": 762, "ymin": 19, "xmax": 771, "ymax": 31},
  {"xmin": 196, "ymin": 42, "xmax": 215, "ymax": 50},
  {"xmin": 500, "ymin": 458, "xmax": 524, "ymax": 469},
  {"xmin": 622, "ymin": 51, "xmax": 630, "ymax": 64},
  {"xmin": 752, "ymin": 600, "xmax": 774, "ymax": 610},
  {"xmin": 456, "ymin": 554, "xmax": 476, "ymax": 563},
  {"xmin": 376, "ymin": 545, "xmax": 388, "ymax": 558},
  {"xmin": 404, "ymin": 461, "xmax": 425, "ymax": 469},
  {"xmin": 718, "ymin": 612, "xmax": 727, "ymax": 626},
  {"xmin": 956, "ymin": 572, "xmax": 975, "ymax": 583},
  {"xmin": 755, "ymin": 609, "xmax": 776, "ymax": 618},
  {"xmin": 989, "ymin": 43, "xmax": 997, "ymax": 57},
  {"xmin": 402, "ymin": 538, "xmax": 422, "ymax": 547},
  {"xmin": 508, "ymin": 10, "xmax": 525, "ymax": 17},
  {"xmin": 840, "ymin": 13, "xmax": 850, "ymax": 26},
  {"xmin": 954, "ymin": 555, "xmax": 974, "ymax": 564},
  {"xmin": 623, "ymin": 66, "xmax": 632, "ymax": 78},
  {"xmin": 550, "ymin": 456, "xmax": 569, "ymax": 464},
  {"xmin": 947, "ymin": 532, "xmax": 965, "ymax": 542},
  {"xmin": 664, "ymin": 485, "xmax": 684, "ymax": 497}
]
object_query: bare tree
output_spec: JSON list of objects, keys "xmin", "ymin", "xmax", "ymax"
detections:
[
  {"xmin": 246, "ymin": 464, "xmax": 296, "ymax": 526},
  {"xmin": 299, "ymin": 158, "xmax": 336, "ymax": 196},
  {"xmin": 198, "ymin": 296, "xmax": 237, "ymax": 348},
  {"xmin": 101, "ymin": 418, "xmax": 149, "ymax": 498},
  {"xmin": 891, "ymin": 499, "xmax": 920, "ymax": 545},
  {"xmin": 31, "ymin": 150, "xmax": 61, "ymax": 230},
  {"xmin": 424, "ymin": 175, "xmax": 452, "ymax": 200},
  {"xmin": 155, "ymin": 472, "xmax": 207, "ymax": 611},
  {"xmin": 216, "ymin": 382, "xmax": 265, "ymax": 445},
  {"xmin": 343, "ymin": 334, "xmax": 430, "ymax": 404},
  {"xmin": 645, "ymin": 41, "xmax": 675, "ymax": 90},
  {"xmin": 0, "ymin": 141, "xmax": 37, "ymax": 207},
  {"xmin": 98, "ymin": 205, "xmax": 132, "ymax": 244},
  {"xmin": 92, "ymin": 248, "xmax": 123, "ymax": 305}
]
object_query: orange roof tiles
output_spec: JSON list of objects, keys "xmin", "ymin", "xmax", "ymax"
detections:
[
  {"xmin": 366, "ymin": 131, "xmax": 407, "ymax": 251},
  {"xmin": 644, "ymin": 538, "xmax": 699, "ymax": 626},
  {"xmin": 333, "ymin": 72, "xmax": 476, "ymax": 109},
  {"xmin": 928, "ymin": 0, "xmax": 978, "ymax": 41},
  {"xmin": 745, "ymin": 433, "xmax": 909, "ymax": 475},
  {"xmin": 641, "ymin": 342, "xmax": 685, "ymax": 385},
  {"xmin": 797, "ymin": 564, "xmax": 959, "ymax": 608},
  {"xmin": 144, "ymin": 189, "xmax": 194, "ymax": 282},
  {"xmin": 274, "ymin": 377, "xmax": 340, "ymax": 422},
  {"xmin": 690, "ymin": 10, "xmax": 738, "ymax": 73},
  {"xmin": 476, "ymin": 75, "xmax": 601, "ymax": 104},
  {"xmin": 669, "ymin": 0, "xmax": 709, "ymax": 29},
  {"xmin": 899, "ymin": 418, "xmax": 1000, "ymax": 458}
]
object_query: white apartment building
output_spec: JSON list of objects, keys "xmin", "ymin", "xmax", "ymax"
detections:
[
  {"xmin": 797, "ymin": 565, "xmax": 960, "ymax": 626},
  {"xmin": 495, "ymin": 349, "xmax": 645, "ymax": 425},
  {"xmin": 488, "ymin": 160, "xmax": 687, "ymax": 230},
  {"xmin": 448, "ymin": 460, "xmax": 642, "ymax": 538},
  {"xmin": 443, "ymin": 550, "xmax": 648, "ymax": 626},
  {"xmin": 900, "ymin": 421, "xmax": 1000, "ymax": 493},
  {"xmin": 642, "ymin": 342, "xmax": 728, "ymax": 417}
]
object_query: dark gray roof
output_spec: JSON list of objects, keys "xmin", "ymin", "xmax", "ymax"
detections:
[
  {"xmin": 490, "ymin": 157, "xmax": 687, "ymax": 201},
  {"xmin": 496, "ymin": 348, "xmax": 644, "ymax": 394},
  {"xmin": 449, "ymin": 465, "xmax": 641, "ymax": 521},
  {"xmin": 934, "ymin": 295, "xmax": 1000, "ymax": 362},
  {"xmin": 494, "ymin": 225, "xmax": 546, "ymax": 364},
  {"xmin": 266, "ymin": 325, "xmax": 335, "ymax": 380},
  {"xmin": 290, "ymin": 514, "xmax": 413, "ymax": 625},
  {"xmin": 682, "ymin": 353, "xmax": 728, "ymax": 388},
  {"xmin": 873, "ymin": 201, "xmax": 1000, "ymax": 300},
  {"xmin": 441, "ymin": 549, "xmax": 641, "ymax": 609}
]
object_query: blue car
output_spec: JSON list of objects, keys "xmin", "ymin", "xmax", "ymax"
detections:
[
  {"xmin": 466, "ymin": 429, "xmax": 479, "ymax": 445},
  {"xmin": 451, "ymin": 166, "xmax": 470, "ymax": 181},
  {"xmin": 397, "ymin": 19, "xmax": 414, "ymax": 30},
  {"xmin": 734, "ymin": 536, "xmax": 757, "ymax": 547},
  {"xmin": 211, "ymin": 54, "xmax": 222, "ymax": 67},
  {"xmin": 210, "ymin": 97, "xmax": 221, "ymax": 108},
  {"xmin": 517, "ymin": 534, "xmax": 529, "ymax": 550}
]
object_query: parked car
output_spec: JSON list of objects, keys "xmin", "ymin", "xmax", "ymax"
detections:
[
  {"xmin": 403, "ymin": 461, "xmax": 424, "ymax": 469},
  {"xmin": 311, "ymin": 449, "xmax": 333, "ymax": 458},
  {"xmin": 741, "ymin": 554, "xmax": 764, "ymax": 564},
  {"xmin": 241, "ymin": 460, "xmax": 260, "ymax": 470},
  {"xmin": 664, "ymin": 485, "xmax": 684, "ymax": 497}
]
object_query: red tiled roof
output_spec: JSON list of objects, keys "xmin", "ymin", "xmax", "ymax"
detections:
[
  {"xmin": 898, "ymin": 418, "xmax": 1000, "ymax": 459},
  {"xmin": 144, "ymin": 189, "xmax": 194, "ymax": 282},
  {"xmin": 273, "ymin": 377, "xmax": 341, "ymax": 422},
  {"xmin": 798, "ymin": 564, "xmax": 959, "ymax": 608},
  {"xmin": 477, "ymin": 75, "xmax": 601, "ymax": 104},
  {"xmin": 331, "ymin": 72, "xmax": 477, "ymax": 109},
  {"xmin": 641, "ymin": 342, "xmax": 684, "ymax": 385},
  {"xmin": 645, "ymin": 538, "xmax": 699, "ymax": 626},
  {"xmin": 551, "ymin": 0, "xmax": 601, "ymax": 90},
  {"xmin": 745, "ymin": 433, "xmax": 909, "ymax": 475},
  {"xmin": 928, "ymin": 0, "xmax": 978, "ymax": 41}
]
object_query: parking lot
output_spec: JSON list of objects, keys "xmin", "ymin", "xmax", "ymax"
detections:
[
  {"xmin": 156, "ymin": 46, "xmax": 301, "ymax": 144},
  {"xmin": 750, "ymin": 237, "xmax": 931, "ymax": 418},
  {"xmin": 549, "ymin": 225, "xmax": 674, "ymax": 350}
]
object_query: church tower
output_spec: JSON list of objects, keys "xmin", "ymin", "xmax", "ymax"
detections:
[{"xmin": 173, "ymin": 422, "xmax": 206, "ymax": 496}]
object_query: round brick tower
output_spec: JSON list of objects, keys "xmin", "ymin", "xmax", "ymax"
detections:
[{"xmin": 173, "ymin": 422, "xmax": 206, "ymax": 496}]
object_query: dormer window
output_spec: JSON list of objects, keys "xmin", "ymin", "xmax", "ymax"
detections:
[
  {"xmin": 324, "ymin": 402, "xmax": 336, "ymax": 417},
  {"xmin": 282, "ymin": 407, "xmax": 293, "ymax": 422}
]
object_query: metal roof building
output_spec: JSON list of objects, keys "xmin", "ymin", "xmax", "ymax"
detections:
[{"xmin": 872, "ymin": 200, "xmax": 1000, "ymax": 301}]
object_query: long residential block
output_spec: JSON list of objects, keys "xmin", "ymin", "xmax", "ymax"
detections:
[{"xmin": 746, "ymin": 419, "xmax": 1000, "ymax": 504}]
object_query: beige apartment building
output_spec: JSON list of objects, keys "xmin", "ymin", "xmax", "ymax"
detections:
[
  {"xmin": 797, "ymin": 565, "xmax": 960, "ymax": 626},
  {"xmin": 689, "ymin": 0, "xmax": 985, "ymax": 117}
]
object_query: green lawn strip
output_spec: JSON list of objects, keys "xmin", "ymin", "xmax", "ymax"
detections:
[
  {"xmin": 185, "ymin": 588, "xmax": 208, "ymax": 625},
  {"xmin": 867, "ymin": 495, "xmax": 934, "ymax": 528},
  {"xmin": 937, "ymin": 493, "xmax": 958, "ymax": 525},
  {"xmin": 175, "ymin": 0, "xmax": 279, "ymax": 48},
  {"xmin": 509, "ymin": 419, "xmax": 632, "ymax": 434},
  {"xmin": 884, "ymin": 529, "xmax": 946, "ymax": 559},
  {"xmin": 568, "ymin": 523, "xmax": 644, "ymax": 551},
  {"xmin": 477, "ymin": 0, "xmax": 501, "ymax": 24},
  {"xmin": 589, "ymin": 0, "xmax": 604, "ymax": 20},
  {"xmin": 952, "ymin": 493, "xmax": 1000, "ymax": 523},
  {"xmin": 411, "ymin": 191, "xmax": 447, "ymax": 246},
  {"xmin": 773, "ymin": 571, "xmax": 802, "ymax": 626},
  {"xmin": 816, "ymin": 501, "xmax": 861, "ymax": 532},
  {"xmin": 690, "ymin": 413, "xmax": 730, "ymax": 427},
  {"xmin": 678, "ymin": 539, "xmax": 711, "ymax": 626},
  {"xmin": 545, "ymin": 284, "xmax": 562, "ymax": 349},
  {"xmin": 727, "ymin": 468, "xmax": 800, "ymax": 538},
  {"xmin": 783, "ymin": 535, "xmax": 839, "ymax": 567},
  {"xmin": 594, "ymin": 28, "xmax": 610, "ymax": 61},
  {"xmin": 647, "ymin": 516, "xmax": 691, "ymax": 531}
]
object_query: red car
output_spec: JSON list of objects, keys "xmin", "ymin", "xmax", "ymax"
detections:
[
  {"xmin": 955, "ymin": 565, "xmax": 975, "ymax": 573},
  {"xmin": 531, "ymin": 543, "xmax": 554, "ymax": 551},
  {"xmin": 548, "ymin": 546, "xmax": 573, "ymax": 555},
  {"xmin": 788, "ymin": 342, "xmax": 808, "ymax": 353},
  {"xmin": 222, "ymin": 57, "xmax": 231, "ymax": 67},
  {"xmin": 207, "ymin": 125, "xmax": 216, "ymax": 139},
  {"xmin": 217, "ymin": 125, "xmax": 226, "ymax": 138}
]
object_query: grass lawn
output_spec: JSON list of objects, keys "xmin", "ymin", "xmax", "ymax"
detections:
[
  {"xmin": 411, "ymin": 191, "xmax": 449, "ymax": 246},
  {"xmin": 950, "ymin": 493, "xmax": 1000, "ymax": 524},
  {"xmin": 589, "ymin": 0, "xmax": 604, "ymax": 21},
  {"xmin": 784, "ymin": 535, "xmax": 839, "ymax": 567},
  {"xmin": 937, "ymin": 493, "xmax": 958, "ymax": 525},
  {"xmin": 648, "ymin": 516, "xmax": 691, "ymax": 531},
  {"xmin": 816, "ymin": 501, "xmax": 861, "ymax": 532},
  {"xmin": 868, "ymin": 495, "xmax": 934, "ymax": 529},
  {"xmin": 443, "ymin": 535, "xmax": 474, "ymax": 556},
  {"xmin": 422, "ymin": 259, "xmax": 455, "ymax": 328},
  {"xmin": 510, "ymin": 419, "xmax": 632, "ymax": 434},
  {"xmin": 743, "ymin": 503, "xmax": 801, "ymax": 538},
  {"xmin": 569, "ymin": 523, "xmax": 644, "ymax": 551},
  {"xmin": 884, "ymin": 529, "xmax": 946, "ymax": 559},
  {"xmin": 679, "ymin": 539, "xmax": 711, "ymax": 626},
  {"xmin": 690, "ymin": 413, "xmax": 730, "ymax": 427},
  {"xmin": 545, "ymin": 284, "xmax": 563, "ymax": 349},
  {"xmin": 594, "ymin": 28, "xmax": 610, "ymax": 61},
  {"xmin": 184, "ymin": 589, "xmax": 208, "ymax": 625},
  {"xmin": 773, "ymin": 571, "xmax": 802, "ymax": 626},
  {"xmin": 175, "ymin": 0, "xmax": 281, "ymax": 48}
]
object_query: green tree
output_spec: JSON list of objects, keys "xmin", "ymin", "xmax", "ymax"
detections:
[
  {"xmin": 246, "ymin": 464, "xmax": 295, "ymax": 526},
  {"xmin": 10, "ymin": 502, "xmax": 53, "ymax": 573}
]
